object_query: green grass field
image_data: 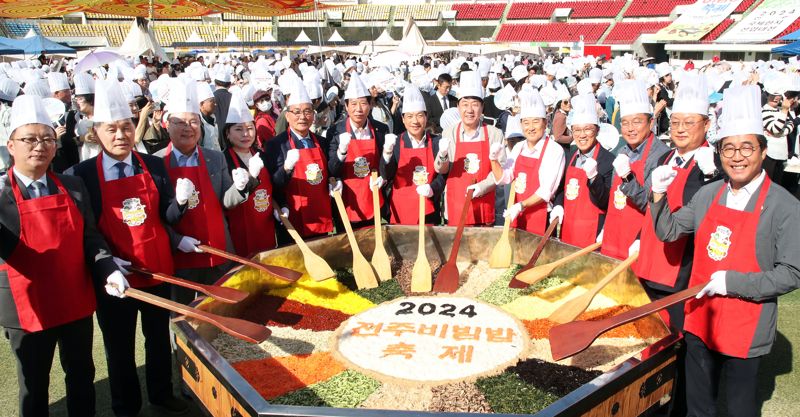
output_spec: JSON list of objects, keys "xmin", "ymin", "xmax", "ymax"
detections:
[{"xmin": 0, "ymin": 290, "xmax": 797, "ymax": 417}]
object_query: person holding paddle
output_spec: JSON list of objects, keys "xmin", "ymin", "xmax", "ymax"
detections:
[
  {"xmin": 489, "ymin": 88, "xmax": 565, "ymax": 235},
  {"xmin": 66, "ymin": 79, "xmax": 190, "ymax": 416},
  {"xmin": 0, "ymin": 95, "xmax": 124, "ymax": 417},
  {"xmin": 649, "ymin": 84, "xmax": 800, "ymax": 417}
]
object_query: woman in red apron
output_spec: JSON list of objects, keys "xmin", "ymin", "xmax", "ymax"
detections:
[{"xmin": 446, "ymin": 123, "xmax": 494, "ymax": 226}]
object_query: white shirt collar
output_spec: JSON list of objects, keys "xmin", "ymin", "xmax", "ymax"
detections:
[
  {"xmin": 290, "ymin": 128, "xmax": 310, "ymax": 141},
  {"xmin": 725, "ymin": 170, "xmax": 766, "ymax": 210},
  {"xmin": 519, "ymin": 136, "xmax": 547, "ymax": 157},
  {"xmin": 101, "ymin": 152, "xmax": 134, "ymax": 175},
  {"xmin": 12, "ymin": 167, "xmax": 47, "ymax": 189},
  {"xmin": 459, "ymin": 123, "xmax": 483, "ymax": 142},
  {"xmin": 672, "ymin": 148, "xmax": 699, "ymax": 168}
]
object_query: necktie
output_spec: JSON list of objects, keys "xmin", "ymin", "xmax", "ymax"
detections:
[
  {"xmin": 115, "ymin": 162, "xmax": 128, "ymax": 179},
  {"xmin": 28, "ymin": 182, "xmax": 47, "ymax": 199},
  {"xmin": 442, "ymin": 96, "xmax": 448, "ymax": 110},
  {"xmin": 674, "ymin": 156, "xmax": 684, "ymax": 168},
  {"xmin": 302, "ymin": 138, "xmax": 312, "ymax": 149}
]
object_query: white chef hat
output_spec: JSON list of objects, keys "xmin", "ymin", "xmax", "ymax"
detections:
[
  {"xmin": 763, "ymin": 72, "xmax": 788, "ymax": 96},
  {"xmin": 615, "ymin": 79, "xmax": 652, "ymax": 118},
  {"xmin": 304, "ymin": 72, "xmax": 323, "ymax": 100},
  {"xmin": 401, "ymin": 83, "xmax": 426, "ymax": 114},
  {"xmin": 225, "ymin": 89, "xmax": 253, "ymax": 125},
  {"xmin": 344, "ymin": 72, "xmax": 370, "ymax": 100},
  {"xmin": 597, "ymin": 123, "xmax": 620, "ymax": 150},
  {"xmin": 440, "ymin": 108, "xmax": 462, "ymax": 131},
  {"xmin": 23, "ymin": 77, "xmax": 51, "ymax": 98},
  {"xmin": 555, "ymin": 83, "xmax": 571, "ymax": 103},
  {"xmin": 166, "ymin": 78, "xmax": 200, "ymax": 115},
  {"xmin": 589, "ymin": 68, "xmax": 603, "ymax": 84},
  {"xmin": 487, "ymin": 72, "xmax": 502, "ymax": 90},
  {"xmin": 47, "ymin": 72, "xmax": 70, "ymax": 92},
  {"xmin": 672, "ymin": 72, "xmax": 709, "ymax": 116},
  {"xmin": 457, "ymin": 70, "xmax": 484, "ymax": 100},
  {"xmin": 570, "ymin": 93, "xmax": 599, "ymax": 126},
  {"xmin": 656, "ymin": 62, "xmax": 672, "ymax": 78},
  {"xmin": 133, "ymin": 64, "xmax": 148, "ymax": 80},
  {"xmin": 0, "ymin": 78, "xmax": 20, "ymax": 102},
  {"xmin": 73, "ymin": 72, "xmax": 95, "ymax": 95},
  {"xmin": 10, "ymin": 95, "xmax": 52, "ymax": 135},
  {"xmin": 519, "ymin": 89, "xmax": 546, "ymax": 120},
  {"xmin": 717, "ymin": 84, "xmax": 763, "ymax": 139},
  {"xmin": 576, "ymin": 78, "xmax": 594, "ymax": 96},
  {"xmin": 511, "ymin": 65, "xmax": 528, "ymax": 82},
  {"xmin": 93, "ymin": 78, "xmax": 133, "ymax": 123},
  {"xmin": 214, "ymin": 68, "xmax": 233, "ymax": 83},
  {"xmin": 504, "ymin": 114, "xmax": 524, "ymax": 139},
  {"xmin": 325, "ymin": 86, "xmax": 339, "ymax": 103},
  {"xmin": 196, "ymin": 82, "xmax": 214, "ymax": 103},
  {"xmin": 285, "ymin": 78, "xmax": 311, "ymax": 107},
  {"xmin": 120, "ymin": 79, "xmax": 142, "ymax": 103}
]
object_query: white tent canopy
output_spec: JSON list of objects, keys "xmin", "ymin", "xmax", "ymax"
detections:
[
  {"xmin": 327, "ymin": 29, "xmax": 344, "ymax": 43},
  {"xmin": 374, "ymin": 29, "xmax": 396, "ymax": 45},
  {"xmin": 185, "ymin": 30, "xmax": 204, "ymax": 43},
  {"xmin": 260, "ymin": 31, "xmax": 276, "ymax": 42},
  {"xmin": 223, "ymin": 30, "xmax": 241, "ymax": 43},
  {"xmin": 397, "ymin": 17, "xmax": 427, "ymax": 55},
  {"xmin": 24, "ymin": 28, "xmax": 37, "ymax": 39},
  {"xmin": 117, "ymin": 18, "xmax": 168, "ymax": 62},
  {"xmin": 295, "ymin": 29, "xmax": 312, "ymax": 43},
  {"xmin": 436, "ymin": 28, "xmax": 458, "ymax": 43}
]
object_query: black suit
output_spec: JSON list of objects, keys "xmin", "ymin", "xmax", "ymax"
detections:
[
  {"xmin": 0, "ymin": 172, "xmax": 117, "ymax": 417},
  {"xmin": 213, "ymin": 87, "xmax": 232, "ymax": 149},
  {"xmin": 424, "ymin": 93, "xmax": 457, "ymax": 134}
]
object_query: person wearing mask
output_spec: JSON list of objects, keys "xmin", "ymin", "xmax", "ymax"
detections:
[
  {"xmin": 0, "ymin": 95, "xmax": 124, "ymax": 417},
  {"xmin": 491, "ymin": 89, "xmax": 565, "ymax": 234},
  {"xmin": 649, "ymin": 84, "xmax": 800, "ymax": 417},
  {"xmin": 65, "ymin": 79, "xmax": 189, "ymax": 416},
  {"xmin": 424, "ymin": 73, "xmax": 457, "ymax": 135},
  {"xmin": 552, "ymin": 93, "xmax": 614, "ymax": 247},
  {"xmin": 253, "ymin": 89, "xmax": 277, "ymax": 149},
  {"xmin": 197, "ymin": 82, "xmax": 220, "ymax": 152}
]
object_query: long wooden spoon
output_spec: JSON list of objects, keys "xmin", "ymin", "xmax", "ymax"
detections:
[
  {"xmin": 197, "ymin": 244, "xmax": 302, "ymax": 282},
  {"xmin": 370, "ymin": 172, "xmax": 392, "ymax": 281},
  {"xmin": 508, "ymin": 219, "xmax": 559, "ymax": 288},
  {"xmin": 514, "ymin": 242, "xmax": 602, "ymax": 286},
  {"xmin": 549, "ymin": 283, "xmax": 705, "ymax": 361},
  {"xmin": 548, "ymin": 251, "xmax": 639, "ymax": 324},
  {"xmin": 489, "ymin": 180, "xmax": 516, "ymax": 269},
  {"xmin": 411, "ymin": 194, "xmax": 432, "ymax": 292},
  {"xmin": 433, "ymin": 188, "xmax": 475, "ymax": 293},
  {"xmin": 124, "ymin": 288, "xmax": 270, "ymax": 343},
  {"xmin": 332, "ymin": 190, "xmax": 379, "ymax": 289},
  {"xmin": 128, "ymin": 266, "xmax": 248, "ymax": 304},
  {"xmin": 271, "ymin": 197, "xmax": 334, "ymax": 282}
]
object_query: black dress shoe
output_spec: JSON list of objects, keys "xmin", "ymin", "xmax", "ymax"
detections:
[{"xmin": 150, "ymin": 395, "xmax": 189, "ymax": 415}]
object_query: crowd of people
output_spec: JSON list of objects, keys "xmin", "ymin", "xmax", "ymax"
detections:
[{"xmin": 0, "ymin": 49, "xmax": 799, "ymax": 417}]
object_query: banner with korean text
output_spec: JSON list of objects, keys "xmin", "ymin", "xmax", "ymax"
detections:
[
  {"xmin": 718, "ymin": 0, "xmax": 800, "ymax": 43},
  {"xmin": 654, "ymin": 0, "xmax": 743, "ymax": 41}
]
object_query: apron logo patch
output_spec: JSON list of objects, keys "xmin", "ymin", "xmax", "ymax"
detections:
[
  {"xmin": 305, "ymin": 163, "xmax": 323, "ymax": 185},
  {"xmin": 413, "ymin": 166, "xmax": 429, "ymax": 186},
  {"xmin": 187, "ymin": 185, "xmax": 200, "ymax": 210},
  {"xmin": 253, "ymin": 189, "xmax": 270, "ymax": 213},
  {"xmin": 464, "ymin": 153, "xmax": 480, "ymax": 175},
  {"xmin": 121, "ymin": 198, "xmax": 147, "ymax": 227},
  {"xmin": 707, "ymin": 225, "xmax": 732, "ymax": 261},
  {"xmin": 353, "ymin": 156, "xmax": 371, "ymax": 178},
  {"xmin": 565, "ymin": 178, "xmax": 580, "ymax": 201},
  {"xmin": 613, "ymin": 185, "xmax": 627, "ymax": 210},
  {"xmin": 515, "ymin": 173, "xmax": 528, "ymax": 194}
]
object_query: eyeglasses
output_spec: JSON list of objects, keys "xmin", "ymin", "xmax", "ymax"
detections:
[
  {"xmin": 572, "ymin": 127, "xmax": 596, "ymax": 135},
  {"xmin": 620, "ymin": 118, "xmax": 648, "ymax": 128},
  {"xmin": 171, "ymin": 119, "xmax": 200, "ymax": 129},
  {"xmin": 670, "ymin": 119, "xmax": 702, "ymax": 129},
  {"xmin": 14, "ymin": 136, "xmax": 57, "ymax": 148},
  {"xmin": 720, "ymin": 144, "xmax": 759, "ymax": 158},
  {"xmin": 288, "ymin": 109, "xmax": 314, "ymax": 117}
]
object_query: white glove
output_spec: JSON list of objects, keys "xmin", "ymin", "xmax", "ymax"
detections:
[
  {"xmin": 437, "ymin": 137, "xmax": 451, "ymax": 158},
  {"xmin": 596, "ymin": 229, "xmax": 604, "ymax": 243},
  {"xmin": 105, "ymin": 271, "xmax": 129, "ymax": 298},
  {"xmin": 628, "ymin": 239, "xmax": 640, "ymax": 257},
  {"xmin": 248, "ymin": 152, "xmax": 264, "ymax": 178},
  {"xmin": 582, "ymin": 157, "xmax": 598, "ymax": 180},
  {"xmin": 232, "ymin": 167, "xmax": 249, "ymax": 191},
  {"xmin": 696, "ymin": 271, "xmax": 727, "ymax": 298},
  {"xmin": 489, "ymin": 142, "xmax": 505, "ymax": 161},
  {"xmin": 273, "ymin": 207, "xmax": 289, "ymax": 223},
  {"xmin": 549, "ymin": 205, "xmax": 564, "ymax": 225},
  {"xmin": 465, "ymin": 183, "xmax": 483, "ymax": 198},
  {"xmin": 694, "ymin": 147, "xmax": 716, "ymax": 176},
  {"xmin": 503, "ymin": 202, "xmax": 524, "ymax": 221},
  {"xmin": 383, "ymin": 134, "xmax": 397, "ymax": 156},
  {"xmin": 175, "ymin": 178, "xmax": 195, "ymax": 206},
  {"xmin": 329, "ymin": 179, "xmax": 343, "ymax": 196},
  {"xmin": 370, "ymin": 176, "xmax": 385, "ymax": 189},
  {"xmin": 284, "ymin": 149, "xmax": 300, "ymax": 171},
  {"xmin": 416, "ymin": 184, "xmax": 433, "ymax": 198},
  {"xmin": 113, "ymin": 257, "xmax": 131, "ymax": 275},
  {"xmin": 338, "ymin": 132, "xmax": 352, "ymax": 155},
  {"xmin": 651, "ymin": 165, "xmax": 678, "ymax": 194},
  {"xmin": 178, "ymin": 236, "xmax": 203, "ymax": 253},
  {"xmin": 612, "ymin": 154, "xmax": 631, "ymax": 178}
]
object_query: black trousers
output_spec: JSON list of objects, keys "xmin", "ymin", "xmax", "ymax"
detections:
[
  {"xmin": 763, "ymin": 156, "xmax": 785, "ymax": 185},
  {"xmin": 641, "ymin": 281, "xmax": 686, "ymax": 332},
  {"xmin": 96, "ymin": 284, "xmax": 173, "ymax": 417},
  {"xmin": 173, "ymin": 263, "xmax": 230, "ymax": 305},
  {"xmin": 685, "ymin": 332, "xmax": 761, "ymax": 417},
  {"xmin": 5, "ymin": 316, "xmax": 95, "ymax": 417}
]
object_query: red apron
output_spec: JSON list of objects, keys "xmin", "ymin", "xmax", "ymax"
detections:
[
  {"xmin": 389, "ymin": 132, "xmax": 435, "ymax": 225},
  {"xmin": 163, "ymin": 144, "xmax": 227, "ymax": 269},
  {"xmin": 446, "ymin": 123, "xmax": 494, "ymax": 226},
  {"xmin": 511, "ymin": 137, "xmax": 551, "ymax": 234},
  {"xmin": 633, "ymin": 150, "xmax": 694, "ymax": 288},
  {"xmin": 225, "ymin": 149, "xmax": 276, "ymax": 256},
  {"xmin": 561, "ymin": 144, "xmax": 605, "ymax": 247},
  {"xmin": 286, "ymin": 134, "xmax": 333, "ymax": 237},
  {"xmin": 343, "ymin": 120, "xmax": 383, "ymax": 222},
  {"xmin": 96, "ymin": 153, "xmax": 173, "ymax": 288},
  {"xmin": 684, "ymin": 178, "xmax": 770, "ymax": 358},
  {"xmin": 600, "ymin": 135, "xmax": 654, "ymax": 260},
  {"xmin": 5, "ymin": 173, "xmax": 95, "ymax": 332}
]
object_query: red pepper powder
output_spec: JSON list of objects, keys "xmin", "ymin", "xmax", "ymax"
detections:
[{"xmin": 240, "ymin": 294, "xmax": 351, "ymax": 331}]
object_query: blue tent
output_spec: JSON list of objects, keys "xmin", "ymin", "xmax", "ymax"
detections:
[
  {"xmin": 14, "ymin": 35, "xmax": 75, "ymax": 55},
  {"xmin": 781, "ymin": 28, "xmax": 800, "ymax": 41},
  {"xmin": 773, "ymin": 40, "xmax": 800, "ymax": 56},
  {"xmin": 0, "ymin": 36, "xmax": 23, "ymax": 54}
]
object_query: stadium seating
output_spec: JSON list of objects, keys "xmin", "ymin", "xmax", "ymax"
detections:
[
  {"xmin": 496, "ymin": 22, "xmax": 609, "ymax": 43},
  {"xmin": 623, "ymin": 0, "xmax": 694, "ymax": 17},
  {"xmin": 733, "ymin": 0, "xmax": 758, "ymax": 14},
  {"xmin": 3, "ymin": 20, "xmax": 39, "ymax": 37},
  {"xmin": 700, "ymin": 18, "xmax": 734, "ymax": 42},
  {"xmin": 603, "ymin": 20, "xmax": 670, "ymax": 44},
  {"xmin": 451, "ymin": 3, "xmax": 506, "ymax": 20},
  {"xmin": 774, "ymin": 18, "xmax": 800, "ymax": 41},
  {"xmin": 507, "ymin": 1, "xmax": 625, "ymax": 20},
  {"xmin": 393, "ymin": 4, "xmax": 452, "ymax": 21}
]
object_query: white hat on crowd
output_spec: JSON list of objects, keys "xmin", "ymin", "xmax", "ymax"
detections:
[
  {"xmin": 196, "ymin": 82, "xmax": 214, "ymax": 103},
  {"xmin": 120, "ymin": 79, "xmax": 142, "ymax": 103},
  {"xmin": 73, "ymin": 72, "xmax": 95, "ymax": 95},
  {"xmin": 23, "ymin": 77, "xmax": 51, "ymax": 98},
  {"xmin": 0, "ymin": 78, "xmax": 20, "ymax": 102},
  {"xmin": 457, "ymin": 70, "xmax": 484, "ymax": 100},
  {"xmin": 47, "ymin": 72, "xmax": 70, "ymax": 92},
  {"xmin": 717, "ymin": 84, "xmax": 763, "ymax": 139},
  {"xmin": 401, "ymin": 83, "xmax": 426, "ymax": 114},
  {"xmin": 589, "ymin": 68, "xmax": 603, "ymax": 84},
  {"xmin": 285, "ymin": 78, "xmax": 311, "ymax": 107},
  {"xmin": 570, "ymin": 93, "xmax": 599, "ymax": 126},
  {"xmin": 615, "ymin": 79, "xmax": 652, "ymax": 118},
  {"xmin": 504, "ymin": 114, "xmax": 524, "ymax": 139},
  {"xmin": 672, "ymin": 72, "xmax": 709, "ymax": 115},
  {"xmin": 166, "ymin": 78, "xmax": 200, "ymax": 115},
  {"xmin": 511, "ymin": 65, "xmax": 528, "ymax": 82},
  {"xmin": 519, "ymin": 89, "xmax": 546, "ymax": 119},
  {"xmin": 656, "ymin": 62, "xmax": 672, "ymax": 78},
  {"xmin": 225, "ymin": 89, "xmax": 253, "ymax": 124},
  {"xmin": 440, "ymin": 107, "xmax": 461, "ymax": 131},
  {"xmin": 93, "ymin": 78, "xmax": 134, "ymax": 123},
  {"xmin": 344, "ymin": 72, "xmax": 370, "ymax": 100},
  {"xmin": 10, "ymin": 95, "xmax": 52, "ymax": 134}
]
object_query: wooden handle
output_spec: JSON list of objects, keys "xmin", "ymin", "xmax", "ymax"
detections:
[
  {"xmin": 590, "ymin": 251, "xmax": 639, "ymax": 295},
  {"xmin": 371, "ymin": 171, "xmax": 382, "ymax": 235},
  {"xmin": 332, "ymin": 191, "xmax": 362, "ymax": 254},
  {"xmin": 124, "ymin": 288, "xmax": 270, "ymax": 344},
  {"xmin": 499, "ymin": 180, "xmax": 517, "ymax": 237},
  {"xmin": 447, "ymin": 188, "xmax": 475, "ymax": 263},
  {"xmin": 128, "ymin": 266, "xmax": 248, "ymax": 304},
  {"xmin": 271, "ymin": 197, "xmax": 313, "ymax": 254},
  {"xmin": 197, "ymin": 244, "xmax": 302, "ymax": 282},
  {"xmin": 515, "ymin": 241, "xmax": 602, "ymax": 285},
  {"xmin": 508, "ymin": 218, "xmax": 559, "ymax": 288},
  {"xmin": 418, "ymin": 194, "xmax": 426, "ymax": 253}
]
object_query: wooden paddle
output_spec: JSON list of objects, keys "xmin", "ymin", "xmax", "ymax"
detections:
[
  {"xmin": 514, "ymin": 242, "xmax": 602, "ymax": 286},
  {"xmin": 128, "ymin": 266, "xmax": 248, "ymax": 304},
  {"xmin": 370, "ymin": 172, "xmax": 392, "ymax": 281},
  {"xmin": 549, "ymin": 283, "xmax": 705, "ymax": 361},
  {"xmin": 271, "ymin": 198, "xmax": 335, "ymax": 282},
  {"xmin": 411, "ymin": 194, "xmax": 432, "ymax": 292},
  {"xmin": 124, "ymin": 288, "xmax": 270, "ymax": 344},
  {"xmin": 197, "ymin": 244, "xmax": 302, "ymax": 283},
  {"xmin": 433, "ymin": 188, "xmax": 475, "ymax": 293},
  {"xmin": 507, "ymin": 219, "xmax": 559, "ymax": 288},
  {"xmin": 332, "ymin": 190, "xmax": 379, "ymax": 289},
  {"xmin": 488, "ymin": 180, "xmax": 516, "ymax": 269},
  {"xmin": 548, "ymin": 251, "xmax": 639, "ymax": 324}
]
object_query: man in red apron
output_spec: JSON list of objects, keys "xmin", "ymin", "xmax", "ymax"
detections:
[
  {"xmin": 436, "ymin": 70, "xmax": 507, "ymax": 226},
  {"xmin": 552, "ymin": 93, "xmax": 614, "ymax": 247},
  {"xmin": 0, "ymin": 95, "xmax": 123, "ymax": 417},
  {"xmin": 66, "ymin": 79, "xmax": 190, "ymax": 416},
  {"xmin": 158, "ymin": 78, "xmax": 253, "ymax": 304},
  {"xmin": 326, "ymin": 73, "xmax": 392, "ymax": 230},
  {"xmin": 601, "ymin": 79, "xmax": 670, "ymax": 260},
  {"xmin": 649, "ymin": 85, "xmax": 800, "ymax": 417},
  {"xmin": 383, "ymin": 84, "xmax": 446, "ymax": 225},
  {"xmin": 489, "ymin": 88, "xmax": 565, "ymax": 234}
]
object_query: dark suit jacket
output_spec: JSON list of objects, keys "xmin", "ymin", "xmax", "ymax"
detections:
[
  {"xmin": 554, "ymin": 144, "xmax": 615, "ymax": 212},
  {"xmin": 0, "ymin": 173, "xmax": 118, "ymax": 328},
  {"xmin": 424, "ymin": 93, "xmax": 457, "ymax": 134},
  {"xmin": 325, "ymin": 118, "xmax": 390, "ymax": 179},
  {"xmin": 265, "ymin": 130, "xmax": 328, "ymax": 208},
  {"xmin": 213, "ymin": 88, "xmax": 232, "ymax": 149}
]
